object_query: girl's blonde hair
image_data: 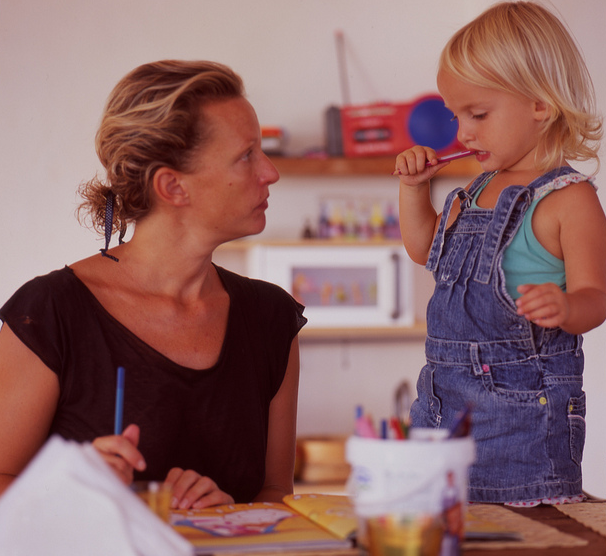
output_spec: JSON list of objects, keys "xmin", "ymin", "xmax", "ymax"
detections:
[
  {"xmin": 439, "ymin": 1, "xmax": 602, "ymax": 171},
  {"xmin": 78, "ymin": 60, "xmax": 244, "ymax": 236}
]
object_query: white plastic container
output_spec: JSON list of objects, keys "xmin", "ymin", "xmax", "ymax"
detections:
[{"xmin": 346, "ymin": 432, "xmax": 475, "ymax": 554}]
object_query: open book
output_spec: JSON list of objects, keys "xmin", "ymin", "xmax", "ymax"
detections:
[
  {"xmin": 170, "ymin": 494, "xmax": 355, "ymax": 554},
  {"xmin": 283, "ymin": 493, "xmax": 357, "ymax": 541}
]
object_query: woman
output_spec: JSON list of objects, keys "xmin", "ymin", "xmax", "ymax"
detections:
[{"xmin": 0, "ymin": 60, "xmax": 306, "ymax": 509}]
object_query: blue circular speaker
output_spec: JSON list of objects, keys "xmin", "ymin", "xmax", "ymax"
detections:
[{"xmin": 407, "ymin": 97, "xmax": 458, "ymax": 151}]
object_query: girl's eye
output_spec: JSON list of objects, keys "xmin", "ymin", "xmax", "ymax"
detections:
[
  {"xmin": 450, "ymin": 115, "xmax": 458, "ymax": 122},
  {"xmin": 472, "ymin": 113, "xmax": 487, "ymax": 120}
]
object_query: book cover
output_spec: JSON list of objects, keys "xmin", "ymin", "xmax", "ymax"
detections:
[
  {"xmin": 170, "ymin": 501, "xmax": 352, "ymax": 554},
  {"xmin": 282, "ymin": 493, "xmax": 357, "ymax": 540}
]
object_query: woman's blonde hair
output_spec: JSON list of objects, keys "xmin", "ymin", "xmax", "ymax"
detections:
[
  {"xmin": 439, "ymin": 1, "xmax": 602, "ymax": 171},
  {"xmin": 78, "ymin": 60, "xmax": 244, "ymax": 236}
]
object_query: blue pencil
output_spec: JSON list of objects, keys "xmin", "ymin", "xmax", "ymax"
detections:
[{"xmin": 114, "ymin": 366, "xmax": 125, "ymax": 435}]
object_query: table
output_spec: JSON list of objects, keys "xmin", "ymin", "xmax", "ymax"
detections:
[
  {"xmin": 293, "ymin": 483, "xmax": 606, "ymax": 555},
  {"xmin": 466, "ymin": 505, "xmax": 606, "ymax": 555},
  {"xmin": 222, "ymin": 504, "xmax": 606, "ymax": 556}
]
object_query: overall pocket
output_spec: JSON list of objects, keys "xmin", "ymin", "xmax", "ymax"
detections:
[
  {"xmin": 568, "ymin": 393, "xmax": 586, "ymax": 465},
  {"xmin": 410, "ymin": 363, "xmax": 442, "ymax": 428},
  {"xmin": 436, "ymin": 233, "xmax": 475, "ymax": 286}
]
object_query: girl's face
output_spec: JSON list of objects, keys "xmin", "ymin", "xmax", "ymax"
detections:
[
  {"xmin": 182, "ymin": 97, "xmax": 279, "ymax": 243},
  {"xmin": 437, "ymin": 69, "xmax": 547, "ymax": 173}
]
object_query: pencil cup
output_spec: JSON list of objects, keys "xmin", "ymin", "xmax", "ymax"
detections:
[
  {"xmin": 366, "ymin": 513, "xmax": 443, "ymax": 556},
  {"xmin": 346, "ymin": 432, "xmax": 475, "ymax": 556},
  {"xmin": 131, "ymin": 481, "xmax": 172, "ymax": 522}
]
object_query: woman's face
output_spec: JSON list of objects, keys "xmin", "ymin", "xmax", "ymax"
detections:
[
  {"xmin": 182, "ymin": 96, "xmax": 279, "ymax": 243},
  {"xmin": 437, "ymin": 69, "xmax": 545, "ymax": 173}
]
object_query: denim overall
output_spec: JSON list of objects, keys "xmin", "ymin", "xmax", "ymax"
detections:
[{"xmin": 410, "ymin": 166, "xmax": 587, "ymax": 503}]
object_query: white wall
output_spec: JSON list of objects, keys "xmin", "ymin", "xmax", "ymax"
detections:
[{"xmin": 1, "ymin": 0, "xmax": 605, "ymax": 494}]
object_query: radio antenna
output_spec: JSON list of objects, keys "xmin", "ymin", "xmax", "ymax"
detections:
[{"xmin": 335, "ymin": 30, "xmax": 351, "ymax": 106}]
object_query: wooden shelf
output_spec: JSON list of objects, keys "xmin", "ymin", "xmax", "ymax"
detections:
[
  {"xmin": 217, "ymin": 238, "xmax": 404, "ymax": 250},
  {"xmin": 268, "ymin": 155, "xmax": 480, "ymax": 177},
  {"xmin": 294, "ymin": 482, "xmax": 347, "ymax": 495},
  {"xmin": 299, "ymin": 322, "xmax": 427, "ymax": 342}
]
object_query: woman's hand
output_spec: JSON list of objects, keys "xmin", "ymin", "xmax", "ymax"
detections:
[
  {"xmin": 165, "ymin": 467, "xmax": 235, "ymax": 510},
  {"xmin": 92, "ymin": 424, "xmax": 146, "ymax": 484}
]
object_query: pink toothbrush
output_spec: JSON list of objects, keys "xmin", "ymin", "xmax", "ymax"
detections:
[
  {"xmin": 392, "ymin": 149, "xmax": 477, "ymax": 175},
  {"xmin": 425, "ymin": 149, "xmax": 477, "ymax": 166}
]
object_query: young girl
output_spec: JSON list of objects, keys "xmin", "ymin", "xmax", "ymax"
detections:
[{"xmin": 395, "ymin": 2, "xmax": 606, "ymax": 505}]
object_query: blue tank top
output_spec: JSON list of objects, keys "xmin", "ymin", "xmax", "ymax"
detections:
[
  {"xmin": 501, "ymin": 198, "xmax": 565, "ymax": 298},
  {"xmin": 470, "ymin": 170, "xmax": 593, "ymax": 299}
]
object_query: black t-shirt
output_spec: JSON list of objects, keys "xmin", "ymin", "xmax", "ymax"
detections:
[{"xmin": 0, "ymin": 265, "xmax": 306, "ymax": 502}]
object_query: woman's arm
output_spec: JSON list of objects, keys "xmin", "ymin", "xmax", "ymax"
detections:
[
  {"xmin": 253, "ymin": 336, "xmax": 300, "ymax": 503},
  {"xmin": 0, "ymin": 323, "xmax": 60, "ymax": 495},
  {"xmin": 0, "ymin": 323, "xmax": 147, "ymax": 495}
]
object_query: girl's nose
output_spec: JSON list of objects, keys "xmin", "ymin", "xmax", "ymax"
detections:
[{"xmin": 457, "ymin": 122, "xmax": 474, "ymax": 144}]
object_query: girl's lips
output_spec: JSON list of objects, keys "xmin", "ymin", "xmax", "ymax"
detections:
[{"xmin": 475, "ymin": 151, "xmax": 490, "ymax": 162}]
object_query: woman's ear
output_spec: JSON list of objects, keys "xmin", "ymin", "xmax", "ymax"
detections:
[{"xmin": 153, "ymin": 167, "xmax": 190, "ymax": 207}]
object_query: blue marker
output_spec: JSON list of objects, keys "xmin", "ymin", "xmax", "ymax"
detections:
[{"xmin": 114, "ymin": 366, "xmax": 125, "ymax": 435}]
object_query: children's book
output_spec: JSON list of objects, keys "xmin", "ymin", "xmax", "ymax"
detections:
[
  {"xmin": 283, "ymin": 493, "xmax": 357, "ymax": 541},
  {"xmin": 170, "ymin": 496, "xmax": 354, "ymax": 554}
]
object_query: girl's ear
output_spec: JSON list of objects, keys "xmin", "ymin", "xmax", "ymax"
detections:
[
  {"xmin": 533, "ymin": 100, "xmax": 551, "ymax": 122},
  {"xmin": 153, "ymin": 167, "xmax": 190, "ymax": 207}
]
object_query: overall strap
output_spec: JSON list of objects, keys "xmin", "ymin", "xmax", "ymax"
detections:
[
  {"xmin": 474, "ymin": 185, "xmax": 531, "ymax": 284},
  {"xmin": 426, "ymin": 172, "xmax": 496, "ymax": 273},
  {"xmin": 474, "ymin": 166, "xmax": 590, "ymax": 283},
  {"xmin": 530, "ymin": 166, "xmax": 593, "ymax": 200}
]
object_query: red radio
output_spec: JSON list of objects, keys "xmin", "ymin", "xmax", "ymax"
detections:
[{"xmin": 327, "ymin": 94, "xmax": 462, "ymax": 158}]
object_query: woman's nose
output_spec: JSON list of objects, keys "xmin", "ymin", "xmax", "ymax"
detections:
[{"xmin": 262, "ymin": 153, "xmax": 280, "ymax": 186}]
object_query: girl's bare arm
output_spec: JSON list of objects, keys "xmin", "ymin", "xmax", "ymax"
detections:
[{"xmin": 396, "ymin": 146, "xmax": 450, "ymax": 265}]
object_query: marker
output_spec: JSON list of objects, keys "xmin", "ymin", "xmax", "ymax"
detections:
[
  {"xmin": 380, "ymin": 419, "xmax": 388, "ymax": 440},
  {"xmin": 355, "ymin": 413, "xmax": 378, "ymax": 439},
  {"xmin": 114, "ymin": 366, "xmax": 125, "ymax": 435},
  {"xmin": 389, "ymin": 417, "xmax": 405, "ymax": 440},
  {"xmin": 447, "ymin": 405, "xmax": 473, "ymax": 439},
  {"xmin": 392, "ymin": 150, "xmax": 477, "ymax": 175}
]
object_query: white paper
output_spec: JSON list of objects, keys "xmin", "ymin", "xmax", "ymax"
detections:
[{"xmin": 0, "ymin": 435, "xmax": 194, "ymax": 556}]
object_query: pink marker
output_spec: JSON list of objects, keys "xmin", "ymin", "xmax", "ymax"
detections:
[{"xmin": 425, "ymin": 149, "xmax": 477, "ymax": 167}]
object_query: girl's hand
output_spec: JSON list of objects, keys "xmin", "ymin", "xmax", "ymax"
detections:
[
  {"xmin": 515, "ymin": 283, "xmax": 570, "ymax": 328},
  {"xmin": 165, "ymin": 467, "xmax": 235, "ymax": 510},
  {"xmin": 92, "ymin": 424, "xmax": 147, "ymax": 484},
  {"xmin": 394, "ymin": 145, "xmax": 447, "ymax": 186}
]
